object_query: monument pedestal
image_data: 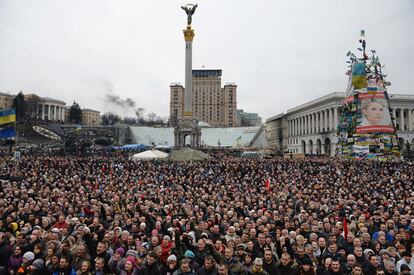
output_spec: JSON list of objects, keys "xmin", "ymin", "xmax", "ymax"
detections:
[{"xmin": 174, "ymin": 118, "xmax": 201, "ymax": 148}]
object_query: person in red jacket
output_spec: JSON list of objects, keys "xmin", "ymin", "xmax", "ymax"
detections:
[
  {"xmin": 53, "ymin": 215, "xmax": 69, "ymax": 230},
  {"xmin": 161, "ymin": 235, "xmax": 173, "ymax": 263}
]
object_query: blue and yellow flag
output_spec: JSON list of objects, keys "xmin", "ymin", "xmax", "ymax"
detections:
[
  {"xmin": 0, "ymin": 109, "xmax": 16, "ymax": 125},
  {"xmin": 0, "ymin": 126, "xmax": 16, "ymax": 138},
  {"xmin": 352, "ymin": 63, "xmax": 367, "ymax": 89}
]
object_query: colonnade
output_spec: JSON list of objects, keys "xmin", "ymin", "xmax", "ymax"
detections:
[
  {"xmin": 391, "ymin": 108, "xmax": 414, "ymax": 131},
  {"xmin": 288, "ymin": 107, "xmax": 339, "ymax": 137},
  {"xmin": 40, "ymin": 104, "xmax": 65, "ymax": 121}
]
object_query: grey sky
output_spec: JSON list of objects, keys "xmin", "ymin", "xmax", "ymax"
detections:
[{"xmin": 0, "ymin": 0, "xmax": 413, "ymax": 120}]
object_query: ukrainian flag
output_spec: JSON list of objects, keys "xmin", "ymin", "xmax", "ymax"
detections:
[{"xmin": 0, "ymin": 109, "xmax": 16, "ymax": 125}]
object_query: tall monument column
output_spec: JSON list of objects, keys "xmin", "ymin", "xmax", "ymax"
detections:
[
  {"xmin": 183, "ymin": 26, "xmax": 194, "ymax": 118},
  {"xmin": 174, "ymin": 3, "xmax": 201, "ymax": 148}
]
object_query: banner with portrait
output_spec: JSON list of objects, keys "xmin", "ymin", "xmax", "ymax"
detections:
[{"xmin": 356, "ymin": 92, "xmax": 394, "ymax": 134}]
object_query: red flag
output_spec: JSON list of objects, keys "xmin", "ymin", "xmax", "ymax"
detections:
[
  {"xmin": 265, "ymin": 178, "xmax": 270, "ymax": 191},
  {"xmin": 343, "ymin": 216, "xmax": 349, "ymax": 240}
]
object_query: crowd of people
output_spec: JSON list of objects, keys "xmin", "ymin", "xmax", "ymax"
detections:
[{"xmin": 0, "ymin": 151, "xmax": 413, "ymax": 275}]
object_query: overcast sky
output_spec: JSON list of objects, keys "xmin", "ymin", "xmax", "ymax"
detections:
[{"xmin": 0, "ymin": 0, "xmax": 413, "ymax": 120}]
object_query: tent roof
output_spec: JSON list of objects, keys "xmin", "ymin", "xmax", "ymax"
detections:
[
  {"xmin": 131, "ymin": 149, "xmax": 168, "ymax": 160},
  {"xmin": 169, "ymin": 148, "xmax": 210, "ymax": 161},
  {"xmin": 121, "ymin": 144, "xmax": 147, "ymax": 149}
]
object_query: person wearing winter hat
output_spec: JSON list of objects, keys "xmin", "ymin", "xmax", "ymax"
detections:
[
  {"xmin": 364, "ymin": 249, "xmax": 375, "ymax": 259},
  {"xmin": 299, "ymin": 257, "xmax": 316, "ymax": 275},
  {"xmin": 108, "ymin": 247, "xmax": 126, "ymax": 274},
  {"xmin": 29, "ymin": 259, "xmax": 46, "ymax": 275},
  {"xmin": 23, "ymin": 252, "xmax": 35, "ymax": 262},
  {"xmin": 125, "ymin": 249, "xmax": 138, "ymax": 258},
  {"xmin": 161, "ymin": 235, "xmax": 172, "ymax": 263},
  {"xmin": 166, "ymin": 254, "xmax": 178, "ymax": 275},
  {"xmin": 235, "ymin": 244, "xmax": 246, "ymax": 261},
  {"xmin": 167, "ymin": 255, "xmax": 177, "ymax": 262},
  {"xmin": 140, "ymin": 242, "xmax": 149, "ymax": 250},
  {"xmin": 16, "ymin": 251, "xmax": 35, "ymax": 275},
  {"xmin": 183, "ymin": 250, "xmax": 200, "ymax": 272},
  {"xmin": 121, "ymin": 256, "xmax": 138, "ymax": 275},
  {"xmin": 184, "ymin": 250, "xmax": 195, "ymax": 259},
  {"xmin": 115, "ymin": 247, "xmax": 125, "ymax": 257}
]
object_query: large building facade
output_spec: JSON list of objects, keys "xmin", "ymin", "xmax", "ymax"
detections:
[
  {"xmin": 25, "ymin": 94, "xmax": 66, "ymax": 122},
  {"xmin": 170, "ymin": 69, "xmax": 238, "ymax": 127},
  {"xmin": 265, "ymin": 113, "xmax": 288, "ymax": 151},
  {"xmin": 266, "ymin": 92, "xmax": 414, "ymax": 156},
  {"xmin": 1, "ymin": 92, "xmax": 102, "ymax": 125},
  {"xmin": 0, "ymin": 92, "xmax": 13, "ymax": 110},
  {"xmin": 237, "ymin": 109, "xmax": 262, "ymax": 126},
  {"xmin": 82, "ymin": 109, "xmax": 101, "ymax": 126}
]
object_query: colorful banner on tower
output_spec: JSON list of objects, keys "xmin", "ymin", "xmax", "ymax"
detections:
[{"xmin": 356, "ymin": 92, "xmax": 394, "ymax": 134}]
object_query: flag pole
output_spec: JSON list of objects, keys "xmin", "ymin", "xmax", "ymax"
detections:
[{"xmin": 14, "ymin": 111, "xmax": 19, "ymax": 176}]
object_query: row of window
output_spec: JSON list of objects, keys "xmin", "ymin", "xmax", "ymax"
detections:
[{"xmin": 288, "ymin": 138, "xmax": 299, "ymax": 145}]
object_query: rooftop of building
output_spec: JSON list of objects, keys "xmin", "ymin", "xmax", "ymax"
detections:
[
  {"xmin": 0, "ymin": 92, "xmax": 13, "ymax": 97},
  {"xmin": 266, "ymin": 113, "xmax": 286, "ymax": 123},
  {"xmin": 129, "ymin": 125, "xmax": 268, "ymax": 148},
  {"xmin": 82, "ymin": 108, "xmax": 100, "ymax": 113},
  {"xmin": 286, "ymin": 92, "xmax": 414, "ymax": 114},
  {"xmin": 192, "ymin": 69, "xmax": 222, "ymax": 78},
  {"xmin": 40, "ymin": 97, "xmax": 66, "ymax": 105},
  {"xmin": 25, "ymin": 94, "xmax": 66, "ymax": 105}
]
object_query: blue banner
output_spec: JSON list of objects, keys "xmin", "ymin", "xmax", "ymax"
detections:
[{"xmin": 0, "ymin": 126, "xmax": 16, "ymax": 138}]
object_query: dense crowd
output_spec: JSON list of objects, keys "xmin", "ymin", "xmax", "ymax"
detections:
[{"xmin": 0, "ymin": 151, "xmax": 413, "ymax": 275}]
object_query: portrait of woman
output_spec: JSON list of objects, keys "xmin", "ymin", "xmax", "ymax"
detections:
[{"xmin": 360, "ymin": 98, "xmax": 390, "ymax": 126}]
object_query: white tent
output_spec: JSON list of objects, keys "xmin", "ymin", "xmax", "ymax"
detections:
[{"xmin": 131, "ymin": 149, "xmax": 169, "ymax": 160}]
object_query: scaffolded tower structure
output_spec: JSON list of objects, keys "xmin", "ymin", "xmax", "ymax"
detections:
[{"xmin": 337, "ymin": 31, "xmax": 400, "ymax": 160}]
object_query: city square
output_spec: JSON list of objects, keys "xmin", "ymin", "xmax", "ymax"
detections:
[{"xmin": 0, "ymin": 1, "xmax": 413, "ymax": 275}]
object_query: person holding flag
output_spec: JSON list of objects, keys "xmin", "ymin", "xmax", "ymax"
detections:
[{"xmin": 265, "ymin": 177, "xmax": 270, "ymax": 192}]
